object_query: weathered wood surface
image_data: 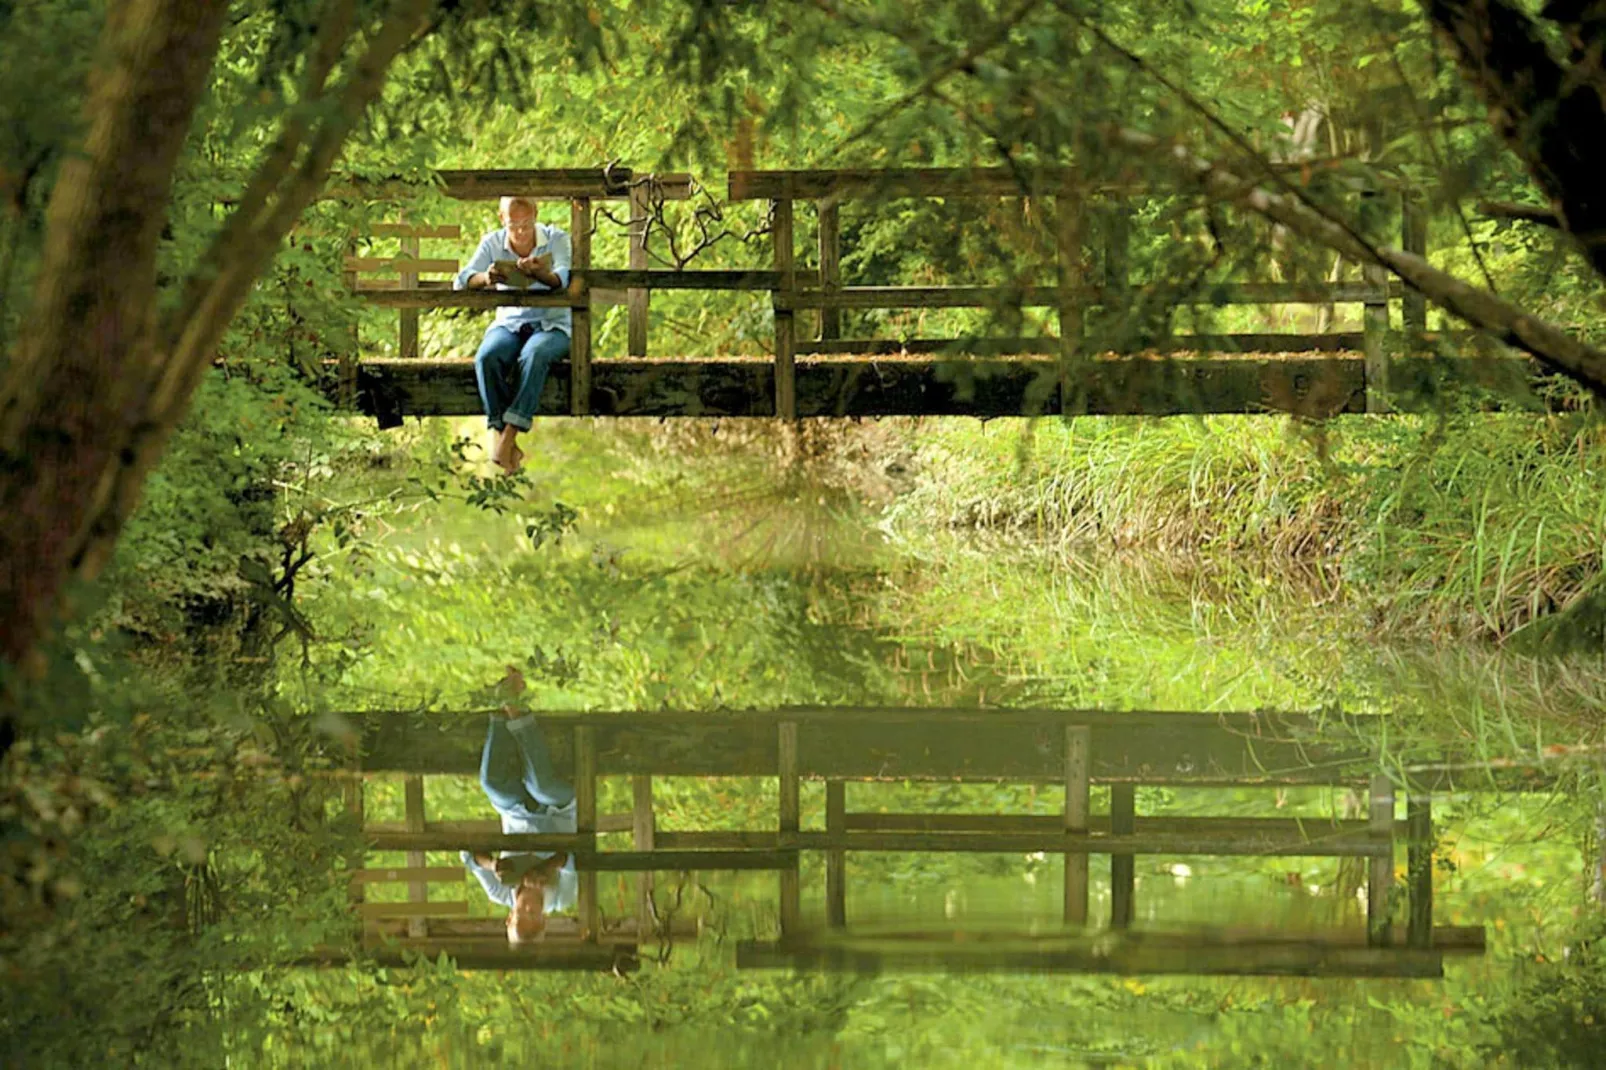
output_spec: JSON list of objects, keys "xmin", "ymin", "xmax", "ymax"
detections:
[
  {"xmin": 300, "ymin": 941, "xmax": 639, "ymax": 971},
  {"xmin": 776, "ymin": 281, "xmax": 1401, "ymax": 311},
  {"xmin": 354, "ymin": 708, "xmax": 1379, "ymax": 783},
  {"xmin": 327, "ymin": 168, "xmax": 692, "ymax": 201},
  {"xmin": 797, "ymin": 333, "xmax": 1367, "ymax": 356},
  {"xmin": 348, "ymin": 866, "xmax": 463, "ymax": 886},
  {"xmin": 346, "ymin": 355, "xmax": 1371, "ymax": 422},
  {"xmin": 736, "ymin": 937, "xmax": 1447, "ymax": 978},
  {"xmin": 730, "ymin": 167, "xmax": 1088, "ymax": 200}
]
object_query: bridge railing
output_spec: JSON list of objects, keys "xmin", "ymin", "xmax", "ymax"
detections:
[{"xmin": 335, "ymin": 166, "xmax": 1438, "ymax": 418}]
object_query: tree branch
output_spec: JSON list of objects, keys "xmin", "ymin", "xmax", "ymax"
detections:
[
  {"xmin": 1107, "ymin": 125, "xmax": 1606, "ymax": 396},
  {"xmin": 1478, "ymin": 200, "xmax": 1564, "ymax": 227}
]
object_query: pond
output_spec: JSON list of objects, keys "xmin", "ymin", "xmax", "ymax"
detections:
[{"xmin": 284, "ymin": 415, "xmax": 1603, "ymax": 1068}]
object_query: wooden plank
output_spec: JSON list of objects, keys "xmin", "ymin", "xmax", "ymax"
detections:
[
  {"xmin": 778, "ymin": 721, "xmax": 801, "ymax": 935},
  {"xmin": 344, "ymin": 257, "xmax": 459, "ymax": 274},
  {"xmin": 826, "ymin": 781, "xmax": 846, "ymax": 928},
  {"xmin": 300, "ymin": 942, "xmax": 637, "ymax": 971},
  {"xmin": 353, "ymin": 278, "xmax": 453, "ymax": 292},
  {"xmin": 575, "ymin": 725, "xmax": 598, "ymax": 941},
  {"xmin": 797, "ymin": 333, "xmax": 1370, "ymax": 356},
  {"xmin": 586, "ymin": 850, "xmax": 798, "ymax": 872},
  {"xmin": 633, "ymin": 775, "xmax": 654, "ymax": 938},
  {"xmin": 1363, "ymin": 262, "xmax": 1391, "ymax": 413},
  {"xmin": 362, "ymin": 290, "xmax": 570, "ymax": 309},
  {"xmin": 331, "ymin": 168, "xmax": 693, "ymax": 202},
  {"xmin": 1407, "ymin": 793, "xmax": 1433, "ymax": 949},
  {"xmin": 397, "ymin": 235, "xmax": 420, "ymax": 360},
  {"xmin": 736, "ymin": 939, "xmax": 1444, "ymax": 978},
  {"xmin": 845, "ymin": 814, "xmax": 1380, "ymax": 837},
  {"xmin": 818, "ymin": 200, "xmax": 841, "ymax": 341},
  {"xmin": 363, "ymin": 814, "xmax": 634, "ymax": 835},
  {"xmin": 570, "ymin": 197, "xmax": 592, "ymax": 416},
  {"xmin": 343, "ymin": 772, "xmax": 365, "ymax": 910},
  {"xmin": 355, "ymin": 708, "xmax": 1383, "ymax": 783},
  {"xmin": 1064, "ymin": 726, "xmax": 1090, "ymax": 926},
  {"xmin": 1110, "ymin": 783, "xmax": 1135, "ymax": 930},
  {"xmin": 1368, "ymin": 775, "xmax": 1396, "ymax": 947},
  {"xmin": 820, "ymin": 924, "xmax": 1485, "ymax": 953},
  {"xmin": 773, "ymin": 196, "xmax": 796, "ymax": 420},
  {"xmin": 347, "ymin": 355, "xmax": 1373, "ymax": 422},
  {"xmin": 349, "ymin": 866, "xmax": 463, "ymax": 886},
  {"xmin": 627, "ymin": 183, "xmax": 650, "ymax": 357},
  {"xmin": 586, "ymin": 269, "xmax": 781, "ymax": 290},
  {"xmin": 357, "ymin": 901, "xmax": 469, "ymax": 919},
  {"xmin": 778, "ymin": 282, "xmax": 1399, "ymax": 311},
  {"xmin": 730, "ymin": 167, "xmax": 1085, "ymax": 200},
  {"xmin": 403, "ymin": 774, "xmax": 427, "ymax": 938},
  {"xmin": 368, "ymin": 223, "xmax": 461, "ymax": 239}
]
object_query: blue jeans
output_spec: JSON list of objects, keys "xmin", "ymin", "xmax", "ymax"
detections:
[
  {"xmin": 478, "ymin": 715, "xmax": 575, "ymax": 821},
  {"xmin": 474, "ymin": 324, "xmax": 571, "ymax": 431}
]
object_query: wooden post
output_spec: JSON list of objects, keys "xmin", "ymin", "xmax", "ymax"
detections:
[
  {"xmin": 772, "ymin": 195, "xmax": 796, "ymax": 421},
  {"xmin": 343, "ymin": 766, "xmax": 365, "ymax": 918},
  {"xmin": 1401, "ymin": 196, "xmax": 1427, "ymax": 342},
  {"xmin": 627, "ymin": 182, "xmax": 650, "ymax": 357},
  {"xmin": 817, "ymin": 199, "xmax": 841, "ymax": 342},
  {"xmin": 569, "ymin": 197, "xmax": 592, "ymax": 416},
  {"xmin": 1063, "ymin": 726, "xmax": 1090, "ymax": 926},
  {"xmin": 1110, "ymin": 782, "xmax": 1135, "ymax": 930},
  {"xmin": 398, "ymin": 232, "xmax": 420, "ymax": 359},
  {"xmin": 633, "ymin": 775, "xmax": 655, "ymax": 940},
  {"xmin": 1363, "ymin": 261, "xmax": 1391, "ymax": 413},
  {"xmin": 778, "ymin": 721, "xmax": 801, "ymax": 936},
  {"xmin": 826, "ymin": 780, "xmax": 846, "ymax": 928},
  {"xmin": 1406, "ymin": 790, "xmax": 1433, "ymax": 949},
  {"xmin": 1056, "ymin": 188, "xmax": 1084, "ymax": 418},
  {"xmin": 575, "ymin": 725, "xmax": 598, "ymax": 942},
  {"xmin": 1367, "ymin": 774, "xmax": 1395, "ymax": 947},
  {"xmin": 339, "ymin": 236, "xmax": 360, "ymax": 408},
  {"xmin": 1095, "ymin": 202, "xmax": 1130, "ymax": 342},
  {"xmin": 403, "ymin": 775, "xmax": 428, "ymax": 938}
]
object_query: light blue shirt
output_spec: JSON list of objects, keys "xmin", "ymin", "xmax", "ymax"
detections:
[
  {"xmin": 459, "ymin": 797, "xmax": 579, "ymax": 914},
  {"xmin": 453, "ymin": 222, "xmax": 573, "ymax": 335}
]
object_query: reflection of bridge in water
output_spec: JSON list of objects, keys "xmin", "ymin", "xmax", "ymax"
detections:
[{"xmin": 312, "ymin": 708, "xmax": 1501, "ymax": 977}]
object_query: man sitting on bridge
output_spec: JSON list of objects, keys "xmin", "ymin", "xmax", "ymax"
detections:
[
  {"xmin": 454, "ymin": 195, "xmax": 572, "ymax": 474},
  {"xmin": 460, "ymin": 710, "xmax": 578, "ymax": 944}
]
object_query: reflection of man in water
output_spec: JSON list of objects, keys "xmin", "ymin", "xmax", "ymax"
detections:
[{"xmin": 460, "ymin": 713, "xmax": 577, "ymax": 944}]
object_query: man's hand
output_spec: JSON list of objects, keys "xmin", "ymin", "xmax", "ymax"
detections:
[
  {"xmin": 472, "ymin": 852, "xmax": 496, "ymax": 869},
  {"xmin": 516, "ymin": 252, "xmax": 552, "ymax": 276}
]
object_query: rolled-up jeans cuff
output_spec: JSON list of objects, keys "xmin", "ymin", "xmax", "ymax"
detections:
[{"xmin": 502, "ymin": 411, "xmax": 532, "ymax": 431}]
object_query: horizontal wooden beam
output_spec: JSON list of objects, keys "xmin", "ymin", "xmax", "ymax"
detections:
[
  {"xmin": 829, "ymin": 924, "xmax": 1485, "ymax": 953},
  {"xmin": 363, "ymin": 829, "xmax": 1385, "ymax": 858},
  {"xmin": 348, "ymin": 866, "xmax": 464, "ymax": 885},
  {"xmin": 777, "ymin": 282, "xmax": 1401, "ymax": 311},
  {"xmin": 586, "ymin": 269, "xmax": 782, "ymax": 291},
  {"xmin": 736, "ymin": 939, "xmax": 1445, "ymax": 977},
  {"xmin": 366, "ymin": 223, "xmax": 462, "ymax": 239},
  {"xmin": 299, "ymin": 942, "xmax": 638, "ymax": 971},
  {"xmin": 354, "ymin": 708, "xmax": 1377, "ymax": 782},
  {"xmin": 729, "ymin": 167, "xmax": 1087, "ymax": 200},
  {"xmin": 363, "ymin": 814, "xmax": 634, "ymax": 836},
  {"xmin": 345, "ymin": 355, "xmax": 1371, "ymax": 421},
  {"xmin": 326, "ymin": 168, "xmax": 693, "ymax": 202},
  {"xmin": 360, "ymin": 290, "xmax": 570, "ymax": 309},
  {"xmin": 344, "ymin": 257, "xmax": 459, "ymax": 274},
  {"xmin": 798, "ymin": 334, "xmax": 1370, "ymax": 357},
  {"xmin": 355, "ymin": 901, "xmax": 468, "ymax": 919}
]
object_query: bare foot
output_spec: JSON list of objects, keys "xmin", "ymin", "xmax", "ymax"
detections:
[{"xmin": 493, "ymin": 425, "xmax": 523, "ymax": 473}]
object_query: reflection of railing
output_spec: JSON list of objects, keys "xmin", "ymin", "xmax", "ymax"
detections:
[
  {"xmin": 330, "ymin": 166, "xmax": 1515, "ymax": 423},
  {"xmin": 316, "ymin": 708, "xmax": 1470, "ymax": 974}
]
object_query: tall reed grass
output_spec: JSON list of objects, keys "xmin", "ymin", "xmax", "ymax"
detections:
[{"xmin": 890, "ymin": 413, "xmax": 1606, "ymax": 643}]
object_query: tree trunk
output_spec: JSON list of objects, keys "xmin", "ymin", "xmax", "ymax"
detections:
[
  {"xmin": 1422, "ymin": 0, "xmax": 1606, "ymax": 275},
  {"xmin": 0, "ymin": 0, "xmax": 230, "ymax": 666}
]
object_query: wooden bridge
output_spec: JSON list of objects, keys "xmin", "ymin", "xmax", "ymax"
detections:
[
  {"xmin": 319, "ymin": 707, "xmax": 1486, "ymax": 977},
  {"xmin": 328, "ymin": 166, "xmax": 1541, "ymax": 425}
]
